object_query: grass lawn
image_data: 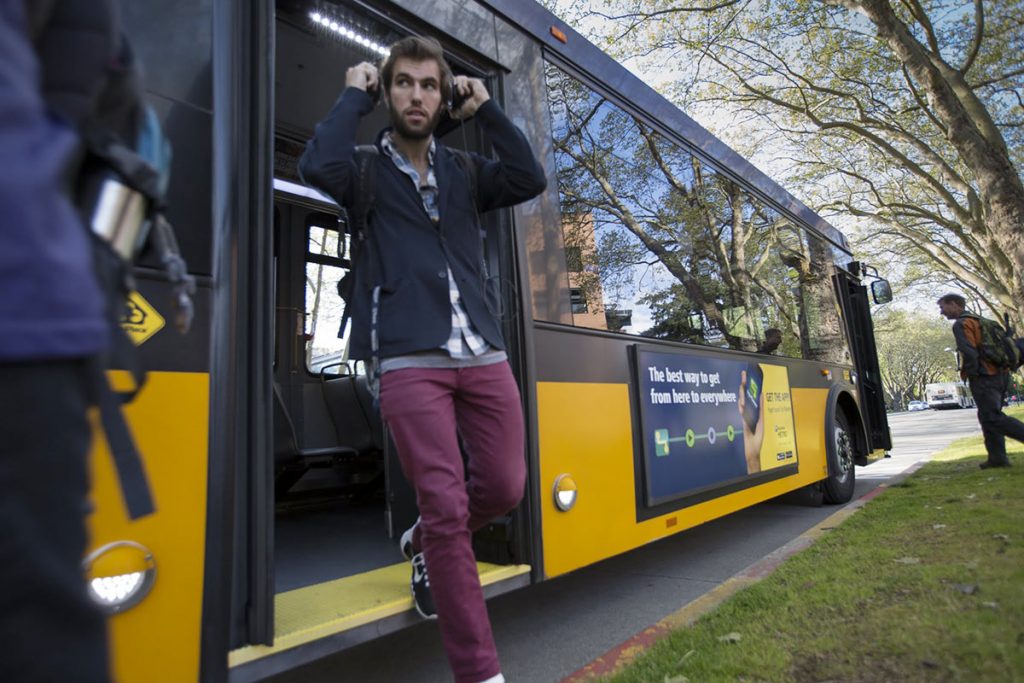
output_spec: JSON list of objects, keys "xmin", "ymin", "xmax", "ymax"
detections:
[{"xmin": 602, "ymin": 407, "xmax": 1024, "ymax": 683}]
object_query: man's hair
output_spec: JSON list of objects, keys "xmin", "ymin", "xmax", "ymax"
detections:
[
  {"xmin": 380, "ymin": 36, "xmax": 453, "ymax": 104},
  {"xmin": 937, "ymin": 293, "xmax": 966, "ymax": 308},
  {"xmin": 765, "ymin": 328, "xmax": 782, "ymax": 338}
]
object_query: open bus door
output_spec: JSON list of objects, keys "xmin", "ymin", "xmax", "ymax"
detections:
[
  {"xmin": 79, "ymin": 2, "xmax": 273, "ymax": 682},
  {"xmin": 836, "ymin": 265, "xmax": 892, "ymax": 453}
]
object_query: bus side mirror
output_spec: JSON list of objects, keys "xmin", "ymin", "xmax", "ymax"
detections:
[{"xmin": 870, "ymin": 279, "xmax": 893, "ymax": 304}]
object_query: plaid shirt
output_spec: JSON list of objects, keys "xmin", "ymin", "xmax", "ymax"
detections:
[{"xmin": 380, "ymin": 134, "xmax": 490, "ymax": 359}]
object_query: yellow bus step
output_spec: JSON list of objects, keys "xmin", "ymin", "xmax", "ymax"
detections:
[{"xmin": 229, "ymin": 561, "xmax": 530, "ymax": 666}]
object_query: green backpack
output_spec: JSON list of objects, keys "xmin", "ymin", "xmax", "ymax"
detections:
[{"xmin": 964, "ymin": 313, "xmax": 1023, "ymax": 370}]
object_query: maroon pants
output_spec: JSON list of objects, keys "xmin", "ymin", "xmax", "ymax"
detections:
[{"xmin": 379, "ymin": 362, "xmax": 525, "ymax": 683}]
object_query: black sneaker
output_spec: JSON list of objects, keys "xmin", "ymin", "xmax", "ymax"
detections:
[
  {"xmin": 400, "ymin": 518, "xmax": 420, "ymax": 561},
  {"xmin": 980, "ymin": 460, "xmax": 1011, "ymax": 469},
  {"xmin": 410, "ymin": 552, "xmax": 437, "ymax": 620}
]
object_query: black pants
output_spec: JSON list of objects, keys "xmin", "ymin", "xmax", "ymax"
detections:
[
  {"xmin": 968, "ymin": 373, "xmax": 1024, "ymax": 465},
  {"xmin": 0, "ymin": 359, "xmax": 110, "ymax": 682}
]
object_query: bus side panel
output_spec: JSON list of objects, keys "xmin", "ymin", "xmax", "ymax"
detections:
[
  {"xmin": 791, "ymin": 387, "xmax": 830, "ymax": 482},
  {"xmin": 534, "ymin": 327, "xmax": 832, "ymax": 578},
  {"xmin": 86, "ymin": 2, "xmax": 218, "ymax": 678},
  {"xmin": 88, "ymin": 370, "xmax": 210, "ymax": 682}
]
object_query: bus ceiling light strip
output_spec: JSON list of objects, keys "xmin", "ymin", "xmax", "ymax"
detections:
[
  {"xmin": 83, "ymin": 540, "xmax": 157, "ymax": 615},
  {"xmin": 310, "ymin": 11, "xmax": 389, "ymax": 56}
]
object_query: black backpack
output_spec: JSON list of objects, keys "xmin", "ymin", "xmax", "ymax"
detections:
[{"xmin": 30, "ymin": 0, "xmax": 195, "ymax": 520}]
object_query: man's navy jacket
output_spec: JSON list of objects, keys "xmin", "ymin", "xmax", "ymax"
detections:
[{"xmin": 299, "ymin": 87, "xmax": 546, "ymax": 361}]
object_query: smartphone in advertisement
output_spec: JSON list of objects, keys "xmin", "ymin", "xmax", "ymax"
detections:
[{"xmin": 743, "ymin": 362, "xmax": 764, "ymax": 432}]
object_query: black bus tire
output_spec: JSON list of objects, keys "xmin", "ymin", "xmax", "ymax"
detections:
[{"xmin": 823, "ymin": 410, "xmax": 856, "ymax": 504}]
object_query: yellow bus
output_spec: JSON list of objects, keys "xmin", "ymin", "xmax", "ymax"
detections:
[{"xmin": 86, "ymin": 0, "xmax": 893, "ymax": 680}]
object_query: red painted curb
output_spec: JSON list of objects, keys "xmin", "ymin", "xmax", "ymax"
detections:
[{"xmin": 560, "ymin": 623, "xmax": 674, "ymax": 682}]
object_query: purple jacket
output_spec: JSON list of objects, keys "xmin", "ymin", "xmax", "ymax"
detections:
[{"xmin": 0, "ymin": 1, "xmax": 107, "ymax": 361}]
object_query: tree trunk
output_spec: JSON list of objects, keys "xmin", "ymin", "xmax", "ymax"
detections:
[{"xmin": 834, "ymin": 0, "xmax": 1024, "ymax": 327}]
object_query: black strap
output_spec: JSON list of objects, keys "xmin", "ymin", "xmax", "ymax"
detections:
[
  {"xmin": 337, "ymin": 146, "xmax": 379, "ymax": 340},
  {"xmin": 91, "ymin": 240, "xmax": 147, "ymax": 399},
  {"xmin": 88, "ymin": 236, "xmax": 154, "ymax": 519},
  {"xmin": 449, "ymin": 148, "xmax": 479, "ymax": 220},
  {"xmin": 89, "ymin": 357, "xmax": 155, "ymax": 520},
  {"xmin": 449, "ymin": 148, "xmax": 495, "ymax": 294},
  {"xmin": 352, "ymin": 145, "xmax": 379, "ymax": 237},
  {"xmin": 450, "ymin": 147, "xmax": 483, "ymax": 264}
]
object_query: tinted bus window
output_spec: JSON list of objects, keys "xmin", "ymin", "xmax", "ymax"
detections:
[{"xmin": 542, "ymin": 62, "xmax": 851, "ymax": 363}]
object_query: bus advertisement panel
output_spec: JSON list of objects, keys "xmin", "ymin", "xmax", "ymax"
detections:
[{"xmin": 633, "ymin": 346, "xmax": 799, "ymax": 506}]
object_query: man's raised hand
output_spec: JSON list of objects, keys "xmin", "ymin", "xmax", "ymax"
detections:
[
  {"xmin": 450, "ymin": 76, "xmax": 490, "ymax": 119},
  {"xmin": 346, "ymin": 62, "xmax": 380, "ymax": 98}
]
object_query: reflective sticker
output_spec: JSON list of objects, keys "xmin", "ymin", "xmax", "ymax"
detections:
[{"xmin": 121, "ymin": 291, "xmax": 165, "ymax": 346}]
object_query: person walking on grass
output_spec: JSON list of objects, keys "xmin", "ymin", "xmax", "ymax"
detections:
[
  {"xmin": 937, "ymin": 293, "xmax": 1024, "ymax": 469},
  {"xmin": 299, "ymin": 35, "xmax": 546, "ymax": 683}
]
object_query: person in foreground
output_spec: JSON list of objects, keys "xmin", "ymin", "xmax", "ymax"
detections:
[
  {"xmin": 937, "ymin": 293, "xmax": 1024, "ymax": 468},
  {"xmin": 0, "ymin": 2, "xmax": 113, "ymax": 680},
  {"xmin": 299, "ymin": 35, "xmax": 546, "ymax": 683}
]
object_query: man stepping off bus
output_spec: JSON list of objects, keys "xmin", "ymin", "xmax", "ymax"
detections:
[
  {"xmin": 299, "ymin": 36, "xmax": 546, "ymax": 683},
  {"xmin": 937, "ymin": 293, "xmax": 1024, "ymax": 469}
]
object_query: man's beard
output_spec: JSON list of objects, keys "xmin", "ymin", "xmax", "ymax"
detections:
[{"xmin": 390, "ymin": 104, "xmax": 442, "ymax": 140}]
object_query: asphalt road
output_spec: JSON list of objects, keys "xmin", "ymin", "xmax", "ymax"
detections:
[{"xmin": 267, "ymin": 407, "xmax": 983, "ymax": 683}]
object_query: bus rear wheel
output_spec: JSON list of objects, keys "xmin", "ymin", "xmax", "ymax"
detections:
[{"xmin": 823, "ymin": 410, "xmax": 856, "ymax": 504}]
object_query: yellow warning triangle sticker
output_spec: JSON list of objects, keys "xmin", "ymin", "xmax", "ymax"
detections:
[{"xmin": 121, "ymin": 291, "xmax": 165, "ymax": 346}]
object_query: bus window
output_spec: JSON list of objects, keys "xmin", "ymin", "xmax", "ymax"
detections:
[
  {"xmin": 799, "ymin": 232, "xmax": 852, "ymax": 364},
  {"xmin": 540, "ymin": 61, "xmax": 851, "ymax": 363},
  {"xmin": 304, "ymin": 219, "xmax": 351, "ymax": 374}
]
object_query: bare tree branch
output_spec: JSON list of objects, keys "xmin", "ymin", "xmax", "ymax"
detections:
[{"xmin": 960, "ymin": 0, "xmax": 985, "ymax": 76}]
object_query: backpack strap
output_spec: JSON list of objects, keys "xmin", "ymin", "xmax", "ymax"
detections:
[
  {"xmin": 957, "ymin": 312, "xmax": 983, "ymax": 349},
  {"xmin": 449, "ymin": 148, "xmax": 486, "ymax": 274},
  {"xmin": 89, "ymin": 357, "xmax": 155, "ymax": 519},
  {"xmin": 336, "ymin": 145, "xmax": 379, "ymax": 345},
  {"xmin": 448, "ymin": 147, "xmax": 504, "ymax": 320},
  {"xmin": 351, "ymin": 145, "xmax": 379, "ymax": 244},
  {"xmin": 449, "ymin": 147, "xmax": 479, "ymax": 223}
]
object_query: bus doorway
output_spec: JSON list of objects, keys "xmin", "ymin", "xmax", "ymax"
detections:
[
  {"xmin": 229, "ymin": 3, "xmax": 534, "ymax": 668},
  {"xmin": 271, "ymin": 199, "xmax": 393, "ymax": 591}
]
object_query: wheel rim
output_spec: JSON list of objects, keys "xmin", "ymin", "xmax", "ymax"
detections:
[{"xmin": 833, "ymin": 423, "xmax": 853, "ymax": 482}]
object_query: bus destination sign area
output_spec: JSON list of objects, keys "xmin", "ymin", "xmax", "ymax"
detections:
[{"xmin": 632, "ymin": 346, "xmax": 799, "ymax": 506}]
